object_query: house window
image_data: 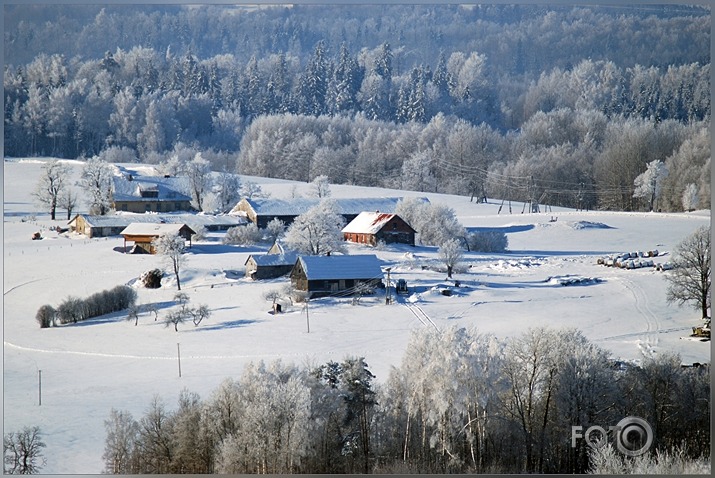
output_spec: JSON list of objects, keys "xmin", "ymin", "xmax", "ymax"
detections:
[
  {"xmin": 121, "ymin": 204, "xmax": 127, "ymax": 211},
  {"xmin": 145, "ymin": 203, "xmax": 151, "ymax": 211}
]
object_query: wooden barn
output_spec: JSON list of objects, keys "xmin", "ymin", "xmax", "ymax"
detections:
[
  {"xmin": 342, "ymin": 212, "xmax": 416, "ymax": 246},
  {"xmin": 120, "ymin": 223, "xmax": 195, "ymax": 254},
  {"xmin": 290, "ymin": 254, "xmax": 384, "ymax": 298},
  {"xmin": 112, "ymin": 176, "xmax": 193, "ymax": 213},
  {"xmin": 244, "ymin": 252, "xmax": 299, "ymax": 280}
]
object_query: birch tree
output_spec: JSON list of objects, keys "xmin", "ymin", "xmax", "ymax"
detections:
[
  {"xmin": 633, "ymin": 159, "xmax": 668, "ymax": 211},
  {"xmin": 154, "ymin": 232, "xmax": 187, "ymax": 291}
]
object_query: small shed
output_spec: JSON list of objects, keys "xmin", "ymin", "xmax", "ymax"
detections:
[
  {"xmin": 342, "ymin": 212, "xmax": 416, "ymax": 246},
  {"xmin": 120, "ymin": 223, "xmax": 195, "ymax": 254},
  {"xmin": 290, "ymin": 254, "xmax": 384, "ymax": 298},
  {"xmin": 244, "ymin": 252, "xmax": 299, "ymax": 280}
]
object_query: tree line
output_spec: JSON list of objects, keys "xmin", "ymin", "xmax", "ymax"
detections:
[
  {"xmin": 102, "ymin": 326, "xmax": 710, "ymax": 474},
  {"xmin": 5, "ymin": 5, "xmax": 709, "ymax": 213}
]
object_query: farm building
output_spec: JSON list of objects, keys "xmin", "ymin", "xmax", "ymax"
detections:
[
  {"xmin": 290, "ymin": 254, "xmax": 384, "ymax": 298},
  {"xmin": 120, "ymin": 223, "xmax": 195, "ymax": 254},
  {"xmin": 342, "ymin": 212, "xmax": 416, "ymax": 246},
  {"xmin": 112, "ymin": 175, "xmax": 193, "ymax": 213},
  {"xmin": 230, "ymin": 197, "xmax": 429, "ymax": 229},
  {"xmin": 244, "ymin": 251, "xmax": 299, "ymax": 280},
  {"xmin": 68, "ymin": 213, "xmax": 247, "ymax": 238}
]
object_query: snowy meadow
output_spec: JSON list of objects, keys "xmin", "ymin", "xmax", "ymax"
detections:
[{"xmin": 3, "ymin": 158, "xmax": 711, "ymax": 473}]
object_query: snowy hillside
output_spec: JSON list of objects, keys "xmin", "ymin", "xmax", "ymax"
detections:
[{"xmin": 3, "ymin": 158, "xmax": 711, "ymax": 473}]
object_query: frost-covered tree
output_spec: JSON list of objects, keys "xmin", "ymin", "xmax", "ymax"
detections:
[
  {"xmin": 438, "ymin": 238, "xmax": 464, "ymax": 278},
  {"xmin": 284, "ymin": 199, "xmax": 347, "ymax": 256},
  {"xmin": 213, "ymin": 170, "xmax": 242, "ymax": 213},
  {"xmin": 396, "ymin": 199, "xmax": 465, "ymax": 246},
  {"xmin": 309, "ymin": 175, "xmax": 331, "ymax": 198},
  {"xmin": 240, "ymin": 180, "xmax": 269, "ymax": 200},
  {"xmin": 33, "ymin": 159, "xmax": 71, "ymax": 220},
  {"xmin": 401, "ymin": 150, "xmax": 436, "ymax": 193},
  {"xmin": 633, "ymin": 159, "xmax": 668, "ymax": 211},
  {"xmin": 681, "ymin": 183, "xmax": 699, "ymax": 212},
  {"xmin": 263, "ymin": 218, "xmax": 286, "ymax": 244},
  {"xmin": 216, "ymin": 361, "xmax": 313, "ymax": 473},
  {"xmin": 665, "ymin": 226, "xmax": 711, "ymax": 319},
  {"xmin": 153, "ymin": 232, "xmax": 187, "ymax": 291},
  {"xmin": 79, "ymin": 156, "xmax": 115, "ymax": 215},
  {"xmin": 224, "ymin": 223, "xmax": 262, "ymax": 246},
  {"xmin": 185, "ymin": 153, "xmax": 214, "ymax": 212},
  {"xmin": 102, "ymin": 409, "xmax": 139, "ymax": 474}
]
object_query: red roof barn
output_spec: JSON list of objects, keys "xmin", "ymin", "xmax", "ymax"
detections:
[{"xmin": 342, "ymin": 212, "xmax": 416, "ymax": 247}]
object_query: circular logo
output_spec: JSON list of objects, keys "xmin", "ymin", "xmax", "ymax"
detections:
[{"xmin": 615, "ymin": 416, "xmax": 653, "ymax": 457}]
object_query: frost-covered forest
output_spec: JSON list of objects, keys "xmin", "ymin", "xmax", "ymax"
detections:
[
  {"xmin": 3, "ymin": 4, "xmax": 711, "ymax": 210},
  {"xmin": 101, "ymin": 327, "xmax": 710, "ymax": 474}
]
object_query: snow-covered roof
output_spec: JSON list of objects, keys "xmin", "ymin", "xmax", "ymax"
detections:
[
  {"xmin": 71, "ymin": 213, "xmax": 247, "ymax": 228},
  {"xmin": 246, "ymin": 252, "xmax": 299, "ymax": 267},
  {"xmin": 112, "ymin": 176, "xmax": 191, "ymax": 202},
  {"xmin": 342, "ymin": 212, "xmax": 407, "ymax": 234},
  {"xmin": 236, "ymin": 197, "xmax": 429, "ymax": 217},
  {"xmin": 297, "ymin": 254, "xmax": 384, "ymax": 280},
  {"xmin": 120, "ymin": 223, "xmax": 193, "ymax": 236}
]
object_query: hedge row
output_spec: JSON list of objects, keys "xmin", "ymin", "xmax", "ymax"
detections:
[{"xmin": 36, "ymin": 285, "xmax": 137, "ymax": 328}]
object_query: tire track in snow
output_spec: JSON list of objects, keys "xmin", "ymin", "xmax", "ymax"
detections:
[
  {"xmin": 617, "ymin": 277, "xmax": 661, "ymax": 358},
  {"xmin": 402, "ymin": 303, "xmax": 439, "ymax": 332}
]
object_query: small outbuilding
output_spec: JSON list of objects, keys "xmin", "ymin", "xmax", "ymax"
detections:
[
  {"xmin": 120, "ymin": 223, "xmax": 195, "ymax": 254},
  {"xmin": 244, "ymin": 252, "xmax": 299, "ymax": 280},
  {"xmin": 342, "ymin": 212, "xmax": 416, "ymax": 246},
  {"xmin": 290, "ymin": 254, "xmax": 384, "ymax": 298}
]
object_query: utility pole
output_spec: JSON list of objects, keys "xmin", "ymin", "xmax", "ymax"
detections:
[
  {"xmin": 38, "ymin": 370, "xmax": 42, "ymax": 406},
  {"xmin": 177, "ymin": 343, "xmax": 182, "ymax": 378},
  {"xmin": 305, "ymin": 299, "xmax": 310, "ymax": 333},
  {"xmin": 385, "ymin": 268, "xmax": 391, "ymax": 305}
]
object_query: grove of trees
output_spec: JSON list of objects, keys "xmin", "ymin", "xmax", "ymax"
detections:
[
  {"xmin": 102, "ymin": 326, "xmax": 710, "ymax": 474},
  {"xmin": 5, "ymin": 4, "xmax": 711, "ymax": 213}
]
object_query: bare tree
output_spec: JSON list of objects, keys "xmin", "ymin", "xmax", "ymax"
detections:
[
  {"xmin": 665, "ymin": 226, "xmax": 711, "ymax": 319},
  {"xmin": 153, "ymin": 233, "xmax": 187, "ymax": 290},
  {"xmin": 33, "ymin": 159, "xmax": 71, "ymax": 220},
  {"xmin": 58, "ymin": 188, "xmax": 79, "ymax": 220},
  {"xmin": 3, "ymin": 426, "xmax": 46, "ymax": 474},
  {"xmin": 438, "ymin": 238, "xmax": 464, "ymax": 279},
  {"xmin": 190, "ymin": 304, "xmax": 211, "ymax": 327},
  {"xmin": 127, "ymin": 304, "xmax": 140, "ymax": 326}
]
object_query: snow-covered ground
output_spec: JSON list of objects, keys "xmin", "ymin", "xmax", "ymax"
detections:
[{"xmin": 3, "ymin": 158, "xmax": 711, "ymax": 473}]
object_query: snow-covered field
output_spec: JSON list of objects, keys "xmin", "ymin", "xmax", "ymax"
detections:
[{"xmin": 3, "ymin": 158, "xmax": 711, "ymax": 473}]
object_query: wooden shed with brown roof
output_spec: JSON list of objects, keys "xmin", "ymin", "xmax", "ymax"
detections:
[
  {"xmin": 120, "ymin": 223, "xmax": 195, "ymax": 254},
  {"xmin": 342, "ymin": 212, "xmax": 416, "ymax": 247}
]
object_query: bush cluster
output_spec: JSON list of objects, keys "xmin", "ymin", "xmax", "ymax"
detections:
[
  {"xmin": 36, "ymin": 285, "xmax": 137, "ymax": 327},
  {"xmin": 223, "ymin": 223, "xmax": 262, "ymax": 246},
  {"xmin": 466, "ymin": 230, "xmax": 509, "ymax": 252}
]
